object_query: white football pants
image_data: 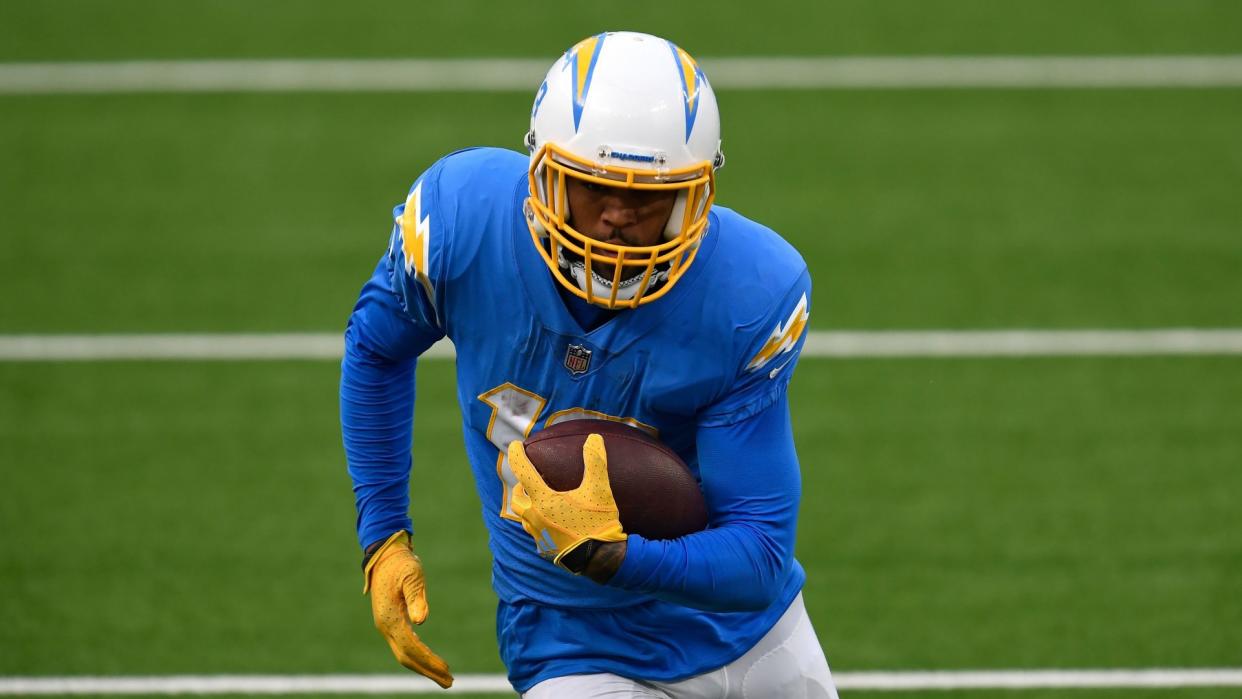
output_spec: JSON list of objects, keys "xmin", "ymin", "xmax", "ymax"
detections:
[{"xmin": 522, "ymin": 593, "xmax": 838, "ymax": 699}]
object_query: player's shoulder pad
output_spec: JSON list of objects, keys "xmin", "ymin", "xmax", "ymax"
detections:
[
  {"xmin": 693, "ymin": 207, "xmax": 811, "ymax": 425},
  {"xmin": 742, "ymin": 273, "xmax": 811, "ymax": 376},
  {"xmin": 706, "ymin": 205, "xmax": 812, "ymax": 376},
  {"xmin": 393, "ymin": 146, "xmax": 527, "ymax": 274},
  {"xmin": 388, "ymin": 147, "xmax": 526, "ymax": 309},
  {"xmin": 705, "ymin": 204, "xmax": 810, "ymax": 321}
]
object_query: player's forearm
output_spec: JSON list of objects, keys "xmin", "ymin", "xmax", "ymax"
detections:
[
  {"xmin": 600, "ymin": 400, "xmax": 802, "ymax": 610},
  {"xmin": 341, "ymin": 321, "xmax": 419, "ymax": 549},
  {"xmin": 603, "ymin": 523, "xmax": 792, "ymax": 611}
]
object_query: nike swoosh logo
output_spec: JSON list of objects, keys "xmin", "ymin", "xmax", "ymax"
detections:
[{"xmin": 769, "ymin": 355, "xmax": 796, "ymax": 379}]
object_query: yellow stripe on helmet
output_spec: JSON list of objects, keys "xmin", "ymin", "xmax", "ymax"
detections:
[{"xmin": 675, "ymin": 47, "xmax": 699, "ymax": 116}]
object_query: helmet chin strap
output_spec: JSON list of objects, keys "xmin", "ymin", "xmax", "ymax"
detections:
[{"xmin": 556, "ymin": 247, "xmax": 669, "ymax": 304}]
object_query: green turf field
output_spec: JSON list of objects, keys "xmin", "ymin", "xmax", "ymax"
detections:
[
  {"xmin": 2, "ymin": 1, "xmax": 1240, "ymax": 697},
  {"xmin": 4, "ymin": 89, "xmax": 1242, "ymax": 332},
  {"xmin": 4, "ymin": 0, "xmax": 1242, "ymax": 60},
  {"xmin": 3, "ymin": 359, "xmax": 1240, "ymax": 687}
]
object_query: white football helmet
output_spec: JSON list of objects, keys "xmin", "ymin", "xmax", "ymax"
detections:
[{"xmin": 524, "ymin": 31, "xmax": 724, "ymax": 308}]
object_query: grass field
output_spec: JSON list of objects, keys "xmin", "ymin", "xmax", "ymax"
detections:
[{"xmin": 2, "ymin": 1, "xmax": 1240, "ymax": 697}]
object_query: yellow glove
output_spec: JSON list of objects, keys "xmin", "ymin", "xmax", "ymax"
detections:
[
  {"xmin": 362, "ymin": 531, "xmax": 453, "ymax": 689},
  {"xmin": 507, "ymin": 433, "xmax": 626, "ymax": 572}
]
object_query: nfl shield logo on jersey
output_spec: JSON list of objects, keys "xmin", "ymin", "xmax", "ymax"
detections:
[{"xmin": 564, "ymin": 344, "xmax": 592, "ymax": 375}]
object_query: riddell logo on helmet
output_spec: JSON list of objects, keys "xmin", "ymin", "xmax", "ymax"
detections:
[
  {"xmin": 596, "ymin": 146, "xmax": 665, "ymax": 165},
  {"xmin": 608, "ymin": 151, "xmax": 657, "ymax": 163}
]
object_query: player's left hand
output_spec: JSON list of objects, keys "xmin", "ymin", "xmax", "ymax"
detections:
[
  {"xmin": 362, "ymin": 531, "xmax": 454, "ymax": 689},
  {"xmin": 508, "ymin": 433, "xmax": 626, "ymax": 572}
]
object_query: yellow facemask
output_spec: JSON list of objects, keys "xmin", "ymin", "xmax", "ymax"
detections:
[{"xmin": 525, "ymin": 142, "xmax": 716, "ymax": 309}]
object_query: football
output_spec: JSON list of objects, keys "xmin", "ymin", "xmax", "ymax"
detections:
[{"xmin": 522, "ymin": 419, "xmax": 708, "ymax": 540}]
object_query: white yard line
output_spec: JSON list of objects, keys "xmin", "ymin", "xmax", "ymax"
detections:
[
  {"xmin": 838, "ymin": 668, "xmax": 1242, "ymax": 690},
  {"xmin": 1, "ymin": 330, "xmax": 1242, "ymax": 361},
  {"xmin": 2, "ymin": 56, "xmax": 1242, "ymax": 94},
  {"xmin": 3, "ymin": 669, "xmax": 1242, "ymax": 694},
  {"xmin": 0, "ymin": 333, "xmax": 359, "ymax": 362},
  {"xmin": 0, "ymin": 674, "xmax": 514, "ymax": 695},
  {"xmin": 803, "ymin": 329, "xmax": 1242, "ymax": 357}
]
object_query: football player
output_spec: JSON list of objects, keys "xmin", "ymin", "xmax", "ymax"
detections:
[{"xmin": 341, "ymin": 31, "xmax": 839, "ymax": 698}]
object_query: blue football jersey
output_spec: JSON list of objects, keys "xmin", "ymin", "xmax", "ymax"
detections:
[{"xmin": 343, "ymin": 146, "xmax": 814, "ymax": 689}]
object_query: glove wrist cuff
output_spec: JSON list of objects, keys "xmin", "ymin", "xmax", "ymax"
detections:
[
  {"xmin": 558, "ymin": 539, "xmax": 601, "ymax": 575},
  {"xmin": 360, "ymin": 539, "xmax": 386, "ymax": 571},
  {"xmin": 361, "ymin": 530, "xmax": 411, "ymax": 593}
]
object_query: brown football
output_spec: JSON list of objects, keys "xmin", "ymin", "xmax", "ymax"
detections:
[{"xmin": 522, "ymin": 419, "xmax": 708, "ymax": 540}]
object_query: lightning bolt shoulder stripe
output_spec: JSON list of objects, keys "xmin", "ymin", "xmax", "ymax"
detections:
[
  {"xmin": 398, "ymin": 182, "xmax": 437, "ymax": 315},
  {"xmin": 746, "ymin": 293, "xmax": 810, "ymax": 372}
]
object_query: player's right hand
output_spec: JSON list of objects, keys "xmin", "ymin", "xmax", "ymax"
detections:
[{"xmin": 362, "ymin": 531, "xmax": 454, "ymax": 689}]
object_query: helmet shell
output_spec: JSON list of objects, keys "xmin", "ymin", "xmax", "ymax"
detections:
[
  {"xmin": 523, "ymin": 32, "xmax": 724, "ymax": 309},
  {"xmin": 528, "ymin": 31, "xmax": 722, "ymax": 176}
]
